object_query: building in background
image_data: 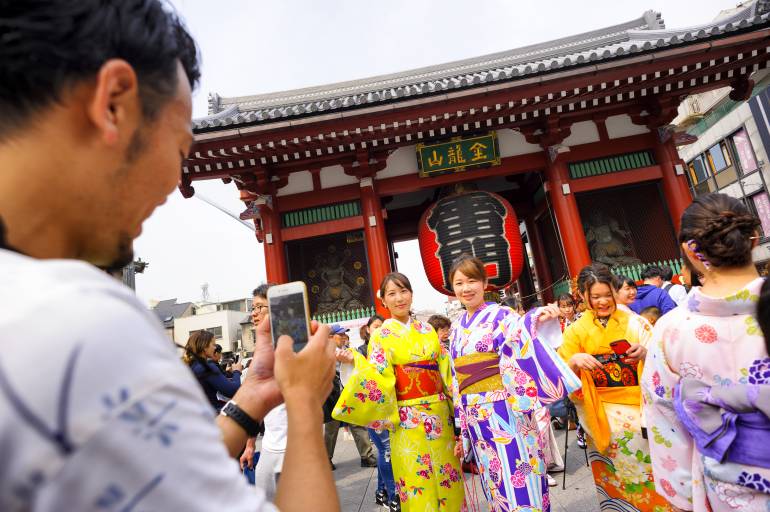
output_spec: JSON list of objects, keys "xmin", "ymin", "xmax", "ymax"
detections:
[
  {"xmin": 182, "ymin": 5, "xmax": 770, "ymax": 307},
  {"xmin": 151, "ymin": 297, "xmax": 251, "ymax": 355},
  {"xmin": 674, "ymin": 67, "xmax": 770, "ymax": 267},
  {"xmin": 151, "ymin": 298, "xmax": 195, "ymax": 340}
]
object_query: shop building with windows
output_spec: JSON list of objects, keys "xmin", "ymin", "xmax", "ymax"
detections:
[{"xmin": 675, "ymin": 69, "xmax": 770, "ymax": 267}]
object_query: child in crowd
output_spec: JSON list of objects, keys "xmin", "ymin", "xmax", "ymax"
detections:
[{"xmin": 639, "ymin": 306, "xmax": 661, "ymax": 326}]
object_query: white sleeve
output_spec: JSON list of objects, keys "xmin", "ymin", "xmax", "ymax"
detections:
[
  {"xmin": 670, "ymin": 285, "xmax": 689, "ymax": 306},
  {"xmin": 3, "ymin": 285, "xmax": 277, "ymax": 512}
]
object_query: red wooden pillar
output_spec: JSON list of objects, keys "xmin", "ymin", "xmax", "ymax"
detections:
[
  {"xmin": 258, "ymin": 197, "xmax": 288, "ymax": 284},
  {"xmin": 360, "ymin": 177, "xmax": 392, "ymax": 317},
  {"xmin": 524, "ymin": 216, "xmax": 553, "ymax": 302},
  {"xmin": 543, "ymin": 155, "xmax": 592, "ymax": 278},
  {"xmin": 655, "ymin": 137, "xmax": 692, "ymax": 235}
]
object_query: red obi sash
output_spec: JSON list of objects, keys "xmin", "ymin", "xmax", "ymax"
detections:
[{"xmin": 394, "ymin": 360, "xmax": 443, "ymax": 401}]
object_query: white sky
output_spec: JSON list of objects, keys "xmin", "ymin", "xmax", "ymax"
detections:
[{"xmin": 134, "ymin": 0, "xmax": 738, "ymax": 309}]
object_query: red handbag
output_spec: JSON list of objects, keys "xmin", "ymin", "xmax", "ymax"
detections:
[{"xmin": 590, "ymin": 340, "xmax": 639, "ymax": 388}]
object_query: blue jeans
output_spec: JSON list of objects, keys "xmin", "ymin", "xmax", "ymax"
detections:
[{"xmin": 368, "ymin": 428, "xmax": 395, "ymax": 500}]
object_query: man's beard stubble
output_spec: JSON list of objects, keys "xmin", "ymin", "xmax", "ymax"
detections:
[{"xmin": 100, "ymin": 127, "xmax": 145, "ymax": 273}]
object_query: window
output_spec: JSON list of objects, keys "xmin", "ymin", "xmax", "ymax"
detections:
[
  {"xmin": 205, "ymin": 326, "xmax": 223, "ymax": 338},
  {"xmin": 689, "ymin": 154, "xmax": 711, "ymax": 183},
  {"xmin": 707, "ymin": 142, "xmax": 731, "ymax": 173},
  {"xmin": 731, "ymin": 128, "xmax": 759, "ymax": 174},
  {"xmin": 686, "ymin": 126, "xmax": 769, "ymax": 241}
]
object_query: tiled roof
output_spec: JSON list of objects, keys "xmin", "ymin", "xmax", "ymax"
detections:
[
  {"xmin": 152, "ymin": 299, "xmax": 193, "ymax": 329},
  {"xmin": 193, "ymin": 3, "xmax": 770, "ymax": 131}
]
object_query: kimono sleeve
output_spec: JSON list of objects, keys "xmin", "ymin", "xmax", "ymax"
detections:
[
  {"xmin": 331, "ymin": 332, "xmax": 399, "ymax": 431},
  {"xmin": 506, "ymin": 309, "xmax": 582, "ymax": 405},
  {"xmin": 641, "ymin": 317, "xmax": 694, "ymax": 510}
]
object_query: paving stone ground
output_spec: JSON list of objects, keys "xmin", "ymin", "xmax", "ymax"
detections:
[{"xmin": 327, "ymin": 427, "xmax": 600, "ymax": 512}]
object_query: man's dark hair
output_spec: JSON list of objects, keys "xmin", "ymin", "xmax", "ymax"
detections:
[
  {"xmin": 214, "ymin": 344, "xmax": 223, "ymax": 354},
  {"xmin": 660, "ymin": 266, "xmax": 674, "ymax": 281},
  {"xmin": 252, "ymin": 283, "xmax": 274, "ymax": 300},
  {"xmin": 641, "ymin": 266, "xmax": 664, "ymax": 280},
  {"xmin": 0, "ymin": 0, "xmax": 201, "ymax": 140}
]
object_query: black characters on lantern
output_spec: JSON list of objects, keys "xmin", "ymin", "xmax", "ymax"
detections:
[{"xmin": 426, "ymin": 191, "xmax": 511, "ymax": 290}]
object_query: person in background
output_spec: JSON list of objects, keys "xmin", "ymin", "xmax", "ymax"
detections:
[
  {"xmin": 639, "ymin": 306, "xmax": 661, "ymax": 326},
  {"xmin": 447, "ymin": 255, "xmax": 581, "ymax": 504},
  {"xmin": 240, "ymin": 284, "xmax": 273, "ymax": 471},
  {"xmin": 427, "ymin": 314, "xmax": 451, "ymax": 348},
  {"xmin": 661, "ymin": 265, "xmax": 689, "ymax": 306},
  {"xmin": 642, "ymin": 193, "xmax": 769, "ymax": 511},
  {"xmin": 0, "ymin": 3, "xmax": 338, "ymax": 509},
  {"xmin": 356, "ymin": 314, "xmax": 396, "ymax": 508},
  {"xmin": 557, "ymin": 293, "xmax": 579, "ymax": 332},
  {"xmin": 559, "ymin": 264, "xmax": 670, "ymax": 511},
  {"xmin": 501, "ymin": 295, "xmax": 525, "ymax": 316},
  {"xmin": 613, "ymin": 275, "xmax": 638, "ymax": 311},
  {"xmin": 325, "ymin": 324, "xmax": 377, "ymax": 469},
  {"xmin": 333, "ymin": 272, "xmax": 465, "ymax": 511},
  {"xmin": 629, "ymin": 266, "xmax": 677, "ymax": 316},
  {"xmin": 358, "ymin": 314, "xmax": 385, "ymax": 358},
  {"xmin": 182, "ymin": 330, "xmax": 243, "ymax": 411}
]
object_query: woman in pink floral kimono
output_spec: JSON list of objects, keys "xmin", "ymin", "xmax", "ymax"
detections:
[{"xmin": 642, "ymin": 193, "xmax": 770, "ymax": 511}]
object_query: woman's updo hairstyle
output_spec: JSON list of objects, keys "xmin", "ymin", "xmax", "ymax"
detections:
[
  {"xmin": 576, "ymin": 263, "xmax": 615, "ymax": 296},
  {"xmin": 679, "ymin": 193, "xmax": 760, "ymax": 268}
]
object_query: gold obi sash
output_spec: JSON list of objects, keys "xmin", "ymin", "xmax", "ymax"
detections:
[{"xmin": 454, "ymin": 353, "xmax": 503, "ymax": 395}]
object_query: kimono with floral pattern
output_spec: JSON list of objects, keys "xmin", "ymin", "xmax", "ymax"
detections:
[
  {"xmin": 449, "ymin": 303, "xmax": 581, "ymax": 512},
  {"xmin": 559, "ymin": 307, "xmax": 674, "ymax": 512},
  {"xmin": 332, "ymin": 318, "xmax": 465, "ymax": 511},
  {"xmin": 642, "ymin": 278, "xmax": 770, "ymax": 511}
]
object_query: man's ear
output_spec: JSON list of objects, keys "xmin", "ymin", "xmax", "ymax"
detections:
[{"xmin": 86, "ymin": 59, "xmax": 139, "ymax": 146}]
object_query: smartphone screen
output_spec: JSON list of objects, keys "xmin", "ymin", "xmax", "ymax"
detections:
[{"xmin": 268, "ymin": 290, "xmax": 309, "ymax": 351}]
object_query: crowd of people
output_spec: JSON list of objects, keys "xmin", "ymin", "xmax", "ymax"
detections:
[{"xmin": 2, "ymin": 2, "xmax": 769, "ymax": 512}]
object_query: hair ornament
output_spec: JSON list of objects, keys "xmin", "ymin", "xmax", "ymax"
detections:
[{"xmin": 686, "ymin": 239, "xmax": 711, "ymax": 270}]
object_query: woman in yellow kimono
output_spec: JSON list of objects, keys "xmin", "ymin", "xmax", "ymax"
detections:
[
  {"xmin": 333, "ymin": 272, "xmax": 465, "ymax": 511},
  {"xmin": 558, "ymin": 264, "xmax": 673, "ymax": 512}
]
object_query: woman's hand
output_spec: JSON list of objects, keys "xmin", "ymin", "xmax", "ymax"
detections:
[
  {"xmin": 453, "ymin": 439, "xmax": 464, "ymax": 458},
  {"xmin": 624, "ymin": 344, "xmax": 647, "ymax": 364},
  {"xmin": 537, "ymin": 303, "xmax": 561, "ymax": 321},
  {"xmin": 570, "ymin": 353, "xmax": 603, "ymax": 371},
  {"xmin": 232, "ymin": 361, "xmax": 244, "ymax": 373}
]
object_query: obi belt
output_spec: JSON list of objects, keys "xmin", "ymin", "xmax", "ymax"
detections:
[
  {"xmin": 674, "ymin": 378, "xmax": 770, "ymax": 469},
  {"xmin": 454, "ymin": 353, "xmax": 503, "ymax": 395},
  {"xmin": 394, "ymin": 360, "xmax": 443, "ymax": 401}
]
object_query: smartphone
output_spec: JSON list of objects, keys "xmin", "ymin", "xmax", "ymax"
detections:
[
  {"xmin": 610, "ymin": 339, "xmax": 632, "ymax": 355},
  {"xmin": 267, "ymin": 281, "xmax": 311, "ymax": 352}
]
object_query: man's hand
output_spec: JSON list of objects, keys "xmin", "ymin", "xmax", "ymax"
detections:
[
  {"xmin": 335, "ymin": 348, "xmax": 354, "ymax": 365},
  {"xmin": 625, "ymin": 344, "xmax": 647, "ymax": 364},
  {"xmin": 233, "ymin": 316, "xmax": 285, "ymax": 420},
  {"xmin": 570, "ymin": 353, "xmax": 603, "ymax": 371},
  {"xmin": 240, "ymin": 437, "xmax": 256, "ymax": 470},
  {"xmin": 275, "ymin": 322, "xmax": 336, "ymax": 412},
  {"xmin": 232, "ymin": 361, "xmax": 244, "ymax": 373}
]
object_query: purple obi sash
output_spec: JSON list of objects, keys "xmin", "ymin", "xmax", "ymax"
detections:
[{"xmin": 674, "ymin": 378, "xmax": 770, "ymax": 469}]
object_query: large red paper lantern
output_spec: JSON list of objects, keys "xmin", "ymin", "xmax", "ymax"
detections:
[{"xmin": 418, "ymin": 191, "xmax": 523, "ymax": 295}]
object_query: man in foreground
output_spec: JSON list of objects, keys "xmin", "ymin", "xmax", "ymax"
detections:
[{"xmin": 0, "ymin": 1, "xmax": 338, "ymax": 510}]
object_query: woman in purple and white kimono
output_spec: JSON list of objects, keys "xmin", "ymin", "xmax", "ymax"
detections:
[
  {"xmin": 448, "ymin": 255, "xmax": 581, "ymax": 512},
  {"xmin": 642, "ymin": 193, "xmax": 770, "ymax": 511}
]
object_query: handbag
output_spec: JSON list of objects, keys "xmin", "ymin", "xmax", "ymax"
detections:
[{"xmin": 590, "ymin": 340, "xmax": 639, "ymax": 388}]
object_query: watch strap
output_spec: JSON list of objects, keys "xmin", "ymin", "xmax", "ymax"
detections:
[{"xmin": 220, "ymin": 400, "xmax": 261, "ymax": 437}]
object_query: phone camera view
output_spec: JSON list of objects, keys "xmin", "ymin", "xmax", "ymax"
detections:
[{"xmin": 270, "ymin": 292, "xmax": 309, "ymax": 351}]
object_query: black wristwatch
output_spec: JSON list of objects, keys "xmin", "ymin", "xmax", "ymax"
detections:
[{"xmin": 220, "ymin": 400, "xmax": 261, "ymax": 437}]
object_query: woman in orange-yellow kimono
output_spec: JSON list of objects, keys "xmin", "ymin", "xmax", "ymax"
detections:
[
  {"xmin": 332, "ymin": 272, "xmax": 465, "ymax": 511},
  {"xmin": 558, "ymin": 264, "xmax": 673, "ymax": 512}
]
